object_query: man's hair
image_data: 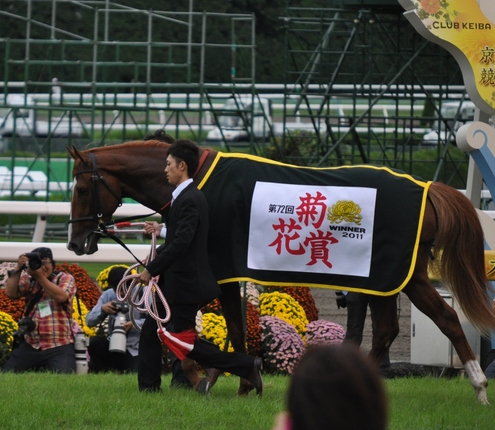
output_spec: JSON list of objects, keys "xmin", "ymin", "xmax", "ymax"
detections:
[
  {"xmin": 30, "ymin": 247, "xmax": 56, "ymax": 267},
  {"xmin": 108, "ymin": 267, "xmax": 127, "ymax": 291},
  {"xmin": 288, "ymin": 344, "xmax": 388, "ymax": 430},
  {"xmin": 166, "ymin": 139, "xmax": 200, "ymax": 178}
]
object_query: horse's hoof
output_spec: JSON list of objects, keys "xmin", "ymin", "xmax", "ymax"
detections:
[
  {"xmin": 237, "ymin": 378, "xmax": 254, "ymax": 396},
  {"xmin": 476, "ymin": 388, "xmax": 490, "ymax": 405},
  {"xmin": 205, "ymin": 368, "xmax": 221, "ymax": 387},
  {"xmin": 195, "ymin": 377, "xmax": 211, "ymax": 396},
  {"xmin": 246, "ymin": 357, "xmax": 263, "ymax": 396}
]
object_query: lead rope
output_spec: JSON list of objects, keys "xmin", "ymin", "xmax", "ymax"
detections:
[{"xmin": 111, "ymin": 222, "xmax": 171, "ymax": 331}]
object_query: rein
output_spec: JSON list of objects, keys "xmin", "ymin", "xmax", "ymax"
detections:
[{"xmin": 114, "ymin": 228, "xmax": 172, "ymax": 330}]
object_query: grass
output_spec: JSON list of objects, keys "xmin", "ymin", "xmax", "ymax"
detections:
[
  {"xmin": 0, "ymin": 373, "xmax": 495, "ymax": 429},
  {"xmin": 387, "ymin": 377, "xmax": 495, "ymax": 429},
  {"xmin": 0, "ymin": 373, "xmax": 287, "ymax": 430}
]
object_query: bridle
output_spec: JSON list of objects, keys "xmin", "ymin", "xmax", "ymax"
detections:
[
  {"xmin": 68, "ymin": 147, "xmax": 211, "ymax": 236},
  {"xmin": 68, "ymin": 152, "xmax": 126, "ymax": 233},
  {"xmin": 68, "ymin": 147, "xmax": 211, "ymax": 266}
]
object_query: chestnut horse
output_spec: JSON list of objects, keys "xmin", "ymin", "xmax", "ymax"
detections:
[{"xmin": 67, "ymin": 140, "xmax": 495, "ymax": 403}]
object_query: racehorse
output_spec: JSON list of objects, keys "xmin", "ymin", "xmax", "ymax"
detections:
[{"xmin": 67, "ymin": 140, "xmax": 495, "ymax": 403}]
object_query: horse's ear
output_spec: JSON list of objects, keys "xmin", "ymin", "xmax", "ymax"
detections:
[{"xmin": 66, "ymin": 145, "xmax": 85, "ymax": 163}]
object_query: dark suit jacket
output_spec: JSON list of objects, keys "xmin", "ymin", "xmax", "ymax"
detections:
[{"xmin": 146, "ymin": 182, "xmax": 221, "ymax": 306}]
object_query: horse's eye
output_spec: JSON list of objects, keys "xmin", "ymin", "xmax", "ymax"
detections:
[{"xmin": 76, "ymin": 187, "xmax": 89, "ymax": 197}]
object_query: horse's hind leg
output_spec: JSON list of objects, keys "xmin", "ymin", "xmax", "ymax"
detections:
[
  {"xmin": 404, "ymin": 280, "xmax": 489, "ymax": 404},
  {"xmin": 367, "ymin": 294, "xmax": 399, "ymax": 372},
  {"xmin": 216, "ymin": 282, "xmax": 254, "ymax": 396}
]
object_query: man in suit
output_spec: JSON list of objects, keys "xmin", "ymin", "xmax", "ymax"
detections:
[{"xmin": 138, "ymin": 139, "xmax": 263, "ymax": 396}]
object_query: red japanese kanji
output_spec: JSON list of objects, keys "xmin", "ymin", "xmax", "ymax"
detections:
[
  {"xmin": 296, "ymin": 191, "xmax": 327, "ymax": 229},
  {"xmin": 269, "ymin": 218, "xmax": 305, "ymax": 255},
  {"xmin": 303, "ymin": 230, "xmax": 339, "ymax": 268}
]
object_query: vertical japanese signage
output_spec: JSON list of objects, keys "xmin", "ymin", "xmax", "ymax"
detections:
[
  {"xmin": 400, "ymin": 0, "xmax": 495, "ymax": 115},
  {"xmin": 247, "ymin": 182, "xmax": 377, "ymax": 277}
]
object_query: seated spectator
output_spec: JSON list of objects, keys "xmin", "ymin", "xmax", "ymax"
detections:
[
  {"xmin": 86, "ymin": 267, "xmax": 144, "ymax": 373},
  {"xmin": 271, "ymin": 343, "xmax": 388, "ymax": 430}
]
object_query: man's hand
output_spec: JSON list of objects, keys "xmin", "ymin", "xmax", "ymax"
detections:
[
  {"xmin": 139, "ymin": 269, "xmax": 152, "ymax": 285},
  {"xmin": 143, "ymin": 221, "xmax": 162, "ymax": 237},
  {"xmin": 102, "ymin": 301, "xmax": 118, "ymax": 315},
  {"xmin": 27, "ymin": 264, "xmax": 50, "ymax": 280}
]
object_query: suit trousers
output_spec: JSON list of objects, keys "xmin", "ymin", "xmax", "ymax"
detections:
[{"xmin": 138, "ymin": 299, "xmax": 254, "ymax": 391}]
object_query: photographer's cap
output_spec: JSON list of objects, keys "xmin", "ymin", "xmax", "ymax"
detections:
[{"xmin": 31, "ymin": 247, "xmax": 53, "ymax": 261}]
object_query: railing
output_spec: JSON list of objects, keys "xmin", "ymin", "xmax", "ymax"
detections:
[
  {"xmin": 0, "ymin": 201, "xmax": 160, "ymax": 263},
  {"xmin": 0, "ymin": 195, "xmax": 493, "ymax": 263}
]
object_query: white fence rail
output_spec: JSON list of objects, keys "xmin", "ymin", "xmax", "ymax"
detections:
[
  {"xmin": 0, "ymin": 192, "xmax": 494, "ymax": 263},
  {"xmin": 0, "ymin": 201, "xmax": 160, "ymax": 263}
]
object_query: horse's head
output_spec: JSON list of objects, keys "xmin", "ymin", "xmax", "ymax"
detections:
[
  {"xmin": 66, "ymin": 139, "xmax": 214, "ymax": 255},
  {"xmin": 67, "ymin": 146, "xmax": 124, "ymax": 255}
]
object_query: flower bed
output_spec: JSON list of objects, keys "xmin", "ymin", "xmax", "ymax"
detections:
[
  {"xmin": 196, "ymin": 283, "xmax": 345, "ymax": 375},
  {"xmin": 0, "ymin": 264, "xmax": 346, "ymax": 374}
]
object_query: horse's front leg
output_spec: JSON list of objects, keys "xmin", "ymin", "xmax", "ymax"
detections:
[
  {"xmin": 368, "ymin": 294, "xmax": 399, "ymax": 371},
  {"xmin": 216, "ymin": 282, "xmax": 253, "ymax": 395},
  {"xmin": 404, "ymin": 282, "xmax": 489, "ymax": 405}
]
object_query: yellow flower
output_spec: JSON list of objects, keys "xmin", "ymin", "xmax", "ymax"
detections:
[
  {"xmin": 200, "ymin": 313, "xmax": 234, "ymax": 352},
  {"xmin": 0, "ymin": 311, "xmax": 18, "ymax": 350},
  {"xmin": 259, "ymin": 292, "xmax": 308, "ymax": 336},
  {"xmin": 72, "ymin": 300, "xmax": 97, "ymax": 337},
  {"xmin": 96, "ymin": 264, "xmax": 130, "ymax": 291}
]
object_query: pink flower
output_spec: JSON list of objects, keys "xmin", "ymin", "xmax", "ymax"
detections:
[
  {"xmin": 305, "ymin": 320, "xmax": 345, "ymax": 346},
  {"xmin": 420, "ymin": 0, "xmax": 441, "ymax": 15}
]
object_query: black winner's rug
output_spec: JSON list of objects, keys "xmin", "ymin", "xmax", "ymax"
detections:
[{"xmin": 198, "ymin": 153, "xmax": 430, "ymax": 296}]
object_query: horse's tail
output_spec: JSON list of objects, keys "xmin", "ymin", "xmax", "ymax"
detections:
[{"xmin": 428, "ymin": 181, "xmax": 495, "ymax": 335}]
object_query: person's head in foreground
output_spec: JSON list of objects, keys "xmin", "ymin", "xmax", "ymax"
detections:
[{"xmin": 273, "ymin": 343, "xmax": 388, "ymax": 430}]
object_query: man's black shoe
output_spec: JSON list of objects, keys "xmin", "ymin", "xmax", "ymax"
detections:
[{"xmin": 247, "ymin": 357, "xmax": 263, "ymax": 396}]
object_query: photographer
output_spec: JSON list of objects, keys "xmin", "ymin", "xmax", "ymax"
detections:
[
  {"xmin": 1, "ymin": 247, "xmax": 77, "ymax": 373},
  {"xmin": 86, "ymin": 267, "xmax": 144, "ymax": 373}
]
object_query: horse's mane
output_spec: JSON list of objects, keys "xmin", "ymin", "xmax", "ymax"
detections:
[{"xmin": 85, "ymin": 140, "xmax": 170, "ymax": 154}]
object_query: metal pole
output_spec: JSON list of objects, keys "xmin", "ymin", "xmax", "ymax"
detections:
[
  {"xmin": 104, "ymin": 0, "xmax": 110, "ymax": 42},
  {"xmin": 198, "ymin": 12, "xmax": 207, "ymax": 143},
  {"xmin": 51, "ymin": 0, "xmax": 57, "ymax": 40},
  {"xmin": 187, "ymin": 0, "xmax": 193, "ymax": 82}
]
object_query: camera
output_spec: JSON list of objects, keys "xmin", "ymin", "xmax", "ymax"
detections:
[
  {"xmin": 108, "ymin": 301, "xmax": 130, "ymax": 354},
  {"xmin": 24, "ymin": 252, "xmax": 43, "ymax": 271},
  {"xmin": 12, "ymin": 316, "xmax": 36, "ymax": 348},
  {"xmin": 74, "ymin": 332, "xmax": 88, "ymax": 374}
]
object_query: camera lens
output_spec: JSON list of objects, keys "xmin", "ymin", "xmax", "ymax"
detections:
[
  {"xmin": 28, "ymin": 259, "xmax": 42, "ymax": 271},
  {"xmin": 25, "ymin": 252, "xmax": 42, "ymax": 271}
]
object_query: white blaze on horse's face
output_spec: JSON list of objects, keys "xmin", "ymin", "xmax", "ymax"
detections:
[{"xmin": 67, "ymin": 178, "xmax": 77, "ymax": 248}]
